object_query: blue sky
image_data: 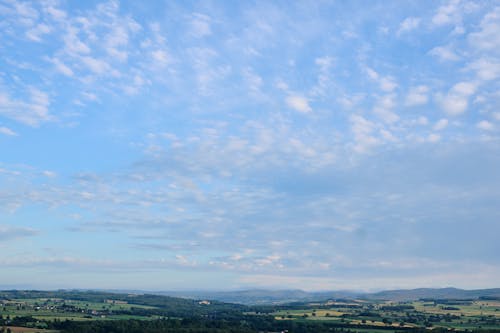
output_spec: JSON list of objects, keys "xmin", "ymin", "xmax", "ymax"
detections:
[{"xmin": 1, "ymin": 0, "xmax": 499, "ymax": 291}]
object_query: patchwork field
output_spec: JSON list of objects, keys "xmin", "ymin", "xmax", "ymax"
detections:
[
  {"xmin": 1, "ymin": 297, "xmax": 159, "ymax": 322},
  {"xmin": 270, "ymin": 299, "xmax": 500, "ymax": 331},
  {"xmin": 2, "ymin": 290, "xmax": 500, "ymax": 332}
]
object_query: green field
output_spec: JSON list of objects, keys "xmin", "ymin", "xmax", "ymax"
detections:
[
  {"xmin": 269, "ymin": 299, "xmax": 500, "ymax": 331},
  {"xmin": 0, "ymin": 297, "xmax": 162, "ymax": 324}
]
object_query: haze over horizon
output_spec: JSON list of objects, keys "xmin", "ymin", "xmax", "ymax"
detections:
[{"xmin": 1, "ymin": 0, "xmax": 499, "ymax": 291}]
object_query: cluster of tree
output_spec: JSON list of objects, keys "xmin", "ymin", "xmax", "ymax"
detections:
[
  {"xmin": 421, "ymin": 299, "xmax": 472, "ymax": 306},
  {"xmin": 0, "ymin": 314, "xmax": 44, "ymax": 327},
  {"xmin": 403, "ymin": 329, "xmax": 499, "ymax": 333},
  {"xmin": 48, "ymin": 317, "xmax": 396, "ymax": 333},
  {"xmin": 56, "ymin": 317, "xmax": 500, "ymax": 333},
  {"xmin": 479, "ymin": 296, "xmax": 500, "ymax": 301},
  {"xmin": 2, "ymin": 312, "xmax": 500, "ymax": 333},
  {"xmin": 253, "ymin": 301, "xmax": 366, "ymax": 315},
  {"xmin": 357, "ymin": 311, "xmax": 381, "ymax": 317},
  {"xmin": 380, "ymin": 305, "xmax": 415, "ymax": 311},
  {"xmin": 441, "ymin": 306, "xmax": 461, "ymax": 310}
]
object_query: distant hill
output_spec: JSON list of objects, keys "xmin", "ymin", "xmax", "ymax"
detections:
[
  {"xmin": 3, "ymin": 287, "xmax": 499, "ymax": 305},
  {"xmin": 157, "ymin": 287, "xmax": 500, "ymax": 304},
  {"xmin": 157, "ymin": 289, "xmax": 359, "ymax": 305},
  {"xmin": 362, "ymin": 287, "xmax": 500, "ymax": 301}
]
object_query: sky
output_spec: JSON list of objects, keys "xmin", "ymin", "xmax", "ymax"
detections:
[{"xmin": 0, "ymin": 0, "xmax": 500, "ymax": 292}]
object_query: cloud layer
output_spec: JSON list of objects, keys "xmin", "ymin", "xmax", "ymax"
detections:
[{"xmin": 0, "ymin": 0, "xmax": 499, "ymax": 291}]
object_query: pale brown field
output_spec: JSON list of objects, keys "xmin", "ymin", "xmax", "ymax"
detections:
[{"xmin": 2, "ymin": 327, "xmax": 59, "ymax": 333}]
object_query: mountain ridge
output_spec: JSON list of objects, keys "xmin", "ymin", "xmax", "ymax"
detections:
[{"xmin": 2, "ymin": 286, "xmax": 499, "ymax": 305}]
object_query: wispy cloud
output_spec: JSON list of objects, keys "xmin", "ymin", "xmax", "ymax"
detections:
[
  {"xmin": 0, "ymin": 126, "xmax": 18, "ymax": 136},
  {"xmin": 0, "ymin": 225, "xmax": 38, "ymax": 241},
  {"xmin": 0, "ymin": 88, "xmax": 51, "ymax": 126},
  {"xmin": 398, "ymin": 17, "xmax": 420, "ymax": 35}
]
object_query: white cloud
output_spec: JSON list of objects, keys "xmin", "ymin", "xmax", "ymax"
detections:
[
  {"xmin": 189, "ymin": 13, "xmax": 212, "ymax": 38},
  {"xmin": 398, "ymin": 17, "xmax": 420, "ymax": 35},
  {"xmin": 103, "ymin": 17, "xmax": 140, "ymax": 62},
  {"xmin": 453, "ymin": 81, "xmax": 476, "ymax": 95},
  {"xmin": 405, "ymin": 85, "xmax": 429, "ymax": 106},
  {"xmin": 81, "ymin": 56, "xmax": 110, "ymax": 74},
  {"xmin": 439, "ymin": 97, "xmax": 468, "ymax": 116},
  {"xmin": 11, "ymin": 1, "xmax": 39, "ymax": 26},
  {"xmin": 338, "ymin": 93, "xmax": 364, "ymax": 109},
  {"xmin": 0, "ymin": 126, "xmax": 18, "ymax": 136},
  {"xmin": 0, "ymin": 88, "xmax": 51, "ymax": 126},
  {"xmin": 433, "ymin": 118, "xmax": 449, "ymax": 131},
  {"xmin": 380, "ymin": 129, "xmax": 397, "ymax": 142},
  {"xmin": 365, "ymin": 67, "xmax": 379, "ymax": 80},
  {"xmin": 49, "ymin": 57, "xmax": 74, "ymax": 77},
  {"xmin": 476, "ymin": 120, "xmax": 494, "ymax": 131},
  {"xmin": 437, "ymin": 81, "xmax": 477, "ymax": 116},
  {"xmin": 379, "ymin": 76, "xmax": 397, "ymax": 92},
  {"xmin": 275, "ymin": 79, "xmax": 289, "ymax": 91},
  {"xmin": 42, "ymin": 170, "xmax": 57, "ymax": 178},
  {"xmin": 429, "ymin": 45, "xmax": 460, "ymax": 61},
  {"xmin": 63, "ymin": 27, "xmax": 91, "ymax": 55},
  {"xmin": 175, "ymin": 254, "xmax": 197, "ymax": 267},
  {"xmin": 242, "ymin": 68, "xmax": 263, "ymax": 95},
  {"xmin": 286, "ymin": 95, "xmax": 312, "ymax": 113},
  {"xmin": 315, "ymin": 56, "xmax": 333, "ymax": 70},
  {"xmin": 468, "ymin": 7, "xmax": 500, "ymax": 53},
  {"xmin": 151, "ymin": 49, "xmax": 170, "ymax": 65},
  {"xmin": 427, "ymin": 133, "xmax": 441, "ymax": 143},
  {"xmin": 374, "ymin": 108, "xmax": 399, "ymax": 124},
  {"xmin": 373, "ymin": 94, "xmax": 398, "ymax": 124},
  {"xmin": 467, "ymin": 58, "xmax": 500, "ymax": 81},
  {"xmin": 81, "ymin": 92, "xmax": 98, "ymax": 102},
  {"xmin": 365, "ymin": 67, "xmax": 397, "ymax": 92},
  {"xmin": 43, "ymin": 3, "xmax": 67, "ymax": 21},
  {"xmin": 311, "ymin": 56, "xmax": 334, "ymax": 96},
  {"xmin": 25, "ymin": 23, "xmax": 51, "ymax": 42},
  {"xmin": 416, "ymin": 116, "xmax": 429, "ymax": 125},
  {"xmin": 431, "ymin": 0, "xmax": 461, "ymax": 26},
  {"xmin": 350, "ymin": 114, "xmax": 379, "ymax": 153},
  {"xmin": 186, "ymin": 47, "xmax": 230, "ymax": 95},
  {"xmin": 123, "ymin": 75, "xmax": 150, "ymax": 96},
  {"xmin": 107, "ymin": 25, "xmax": 130, "ymax": 47}
]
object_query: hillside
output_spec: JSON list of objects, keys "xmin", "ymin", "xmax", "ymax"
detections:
[{"xmin": 0, "ymin": 289, "xmax": 247, "ymax": 317}]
